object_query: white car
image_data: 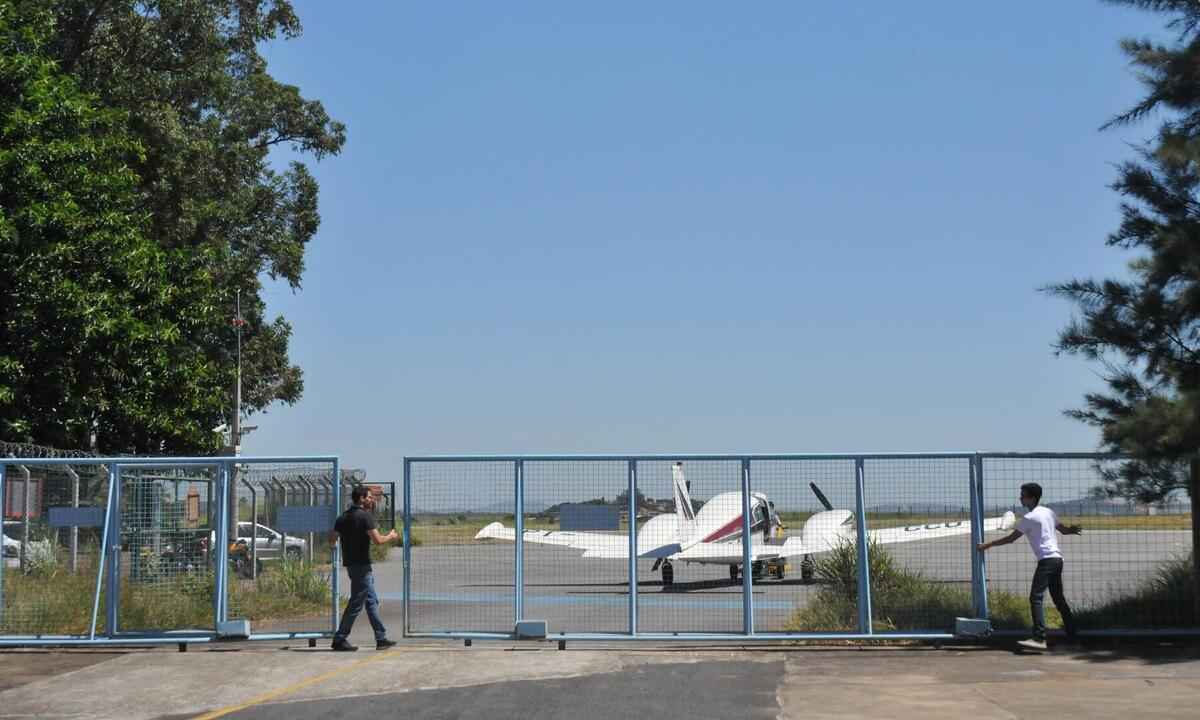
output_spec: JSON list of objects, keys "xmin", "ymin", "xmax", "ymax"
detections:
[
  {"xmin": 2, "ymin": 522, "xmax": 20, "ymax": 558},
  {"xmin": 3, "ymin": 520, "xmax": 53, "ymax": 559},
  {"xmin": 211, "ymin": 522, "xmax": 306, "ymax": 561}
]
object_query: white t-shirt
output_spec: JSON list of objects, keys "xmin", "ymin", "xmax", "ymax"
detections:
[{"xmin": 1016, "ymin": 506, "xmax": 1062, "ymax": 560}]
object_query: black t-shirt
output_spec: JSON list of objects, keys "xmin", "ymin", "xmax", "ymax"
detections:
[{"xmin": 334, "ymin": 506, "xmax": 377, "ymax": 567}]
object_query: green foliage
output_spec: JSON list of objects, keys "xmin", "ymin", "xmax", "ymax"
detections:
[
  {"xmin": 1, "ymin": 561, "xmax": 331, "ymax": 635},
  {"xmin": 0, "ymin": 1, "xmax": 344, "ymax": 453},
  {"xmin": 787, "ymin": 540, "xmax": 1054, "ymax": 634},
  {"xmin": 1047, "ymin": 1, "xmax": 1200, "ymax": 501},
  {"xmin": 1075, "ymin": 551, "xmax": 1196, "ymax": 628},
  {"xmin": 255, "ymin": 559, "xmax": 330, "ymax": 606}
]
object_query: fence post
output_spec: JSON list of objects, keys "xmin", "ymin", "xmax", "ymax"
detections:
[
  {"xmin": 854, "ymin": 457, "xmax": 873, "ymax": 635},
  {"xmin": 213, "ymin": 463, "xmax": 229, "ymax": 625},
  {"xmin": 105, "ymin": 465, "xmax": 121, "ymax": 637},
  {"xmin": 66, "ymin": 466, "xmax": 80, "ymax": 573},
  {"xmin": 628, "ymin": 459, "xmax": 638, "ymax": 636},
  {"xmin": 514, "ymin": 459, "xmax": 524, "ymax": 626},
  {"xmin": 18, "ymin": 464, "xmax": 30, "ymax": 574},
  {"xmin": 90, "ymin": 465, "xmax": 117, "ymax": 640},
  {"xmin": 741, "ymin": 458, "xmax": 754, "ymax": 636},
  {"xmin": 331, "ymin": 458, "xmax": 341, "ymax": 634},
  {"xmin": 0, "ymin": 463, "xmax": 5, "ymax": 624},
  {"xmin": 1192, "ymin": 457, "xmax": 1200, "ymax": 623},
  {"xmin": 969, "ymin": 455, "xmax": 990, "ymax": 619},
  {"xmin": 301, "ymin": 477, "xmax": 316, "ymax": 564},
  {"xmin": 243, "ymin": 479, "xmax": 257, "ymax": 580},
  {"xmin": 402, "ymin": 459, "xmax": 411, "ymax": 636}
]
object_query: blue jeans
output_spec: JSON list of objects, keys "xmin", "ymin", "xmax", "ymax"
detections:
[
  {"xmin": 335, "ymin": 564, "xmax": 387, "ymax": 643},
  {"xmin": 1030, "ymin": 557, "xmax": 1075, "ymax": 641}
]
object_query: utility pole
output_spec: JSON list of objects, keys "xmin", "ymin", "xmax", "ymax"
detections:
[
  {"xmin": 232, "ymin": 289, "xmax": 243, "ymax": 457},
  {"xmin": 229, "ymin": 291, "xmax": 245, "ymax": 530}
]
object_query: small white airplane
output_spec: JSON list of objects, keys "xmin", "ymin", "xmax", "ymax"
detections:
[{"xmin": 475, "ymin": 462, "xmax": 1015, "ymax": 586}]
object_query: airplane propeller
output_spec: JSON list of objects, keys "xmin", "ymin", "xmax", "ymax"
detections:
[{"xmin": 809, "ymin": 482, "xmax": 834, "ymax": 512}]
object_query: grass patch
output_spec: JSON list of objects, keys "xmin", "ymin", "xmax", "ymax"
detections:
[
  {"xmin": 1073, "ymin": 552, "xmax": 1196, "ymax": 629},
  {"xmin": 1, "ymin": 558, "xmax": 332, "ymax": 635},
  {"xmin": 786, "ymin": 540, "xmax": 1055, "ymax": 635}
]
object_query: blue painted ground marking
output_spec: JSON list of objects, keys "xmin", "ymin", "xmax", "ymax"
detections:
[{"xmin": 379, "ymin": 592, "xmax": 794, "ymax": 610}]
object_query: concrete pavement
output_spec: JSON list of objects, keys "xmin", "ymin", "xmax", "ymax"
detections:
[{"xmin": 0, "ymin": 640, "xmax": 1197, "ymax": 719}]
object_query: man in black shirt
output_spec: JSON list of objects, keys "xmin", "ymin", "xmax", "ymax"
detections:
[{"xmin": 330, "ymin": 486, "xmax": 398, "ymax": 651}]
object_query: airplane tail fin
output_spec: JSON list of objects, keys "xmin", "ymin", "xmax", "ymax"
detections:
[{"xmin": 671, "ymin": 462, "xmax": 697, "ymax": 545}]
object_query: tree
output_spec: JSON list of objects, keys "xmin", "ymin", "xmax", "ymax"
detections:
[
  {"xmin": 0, "ymin": 0, "xmax": 203, "ymax": 451},
  {"xmin": 1, "ymin": 1, "xmax": 344, "ymax": 453},
  {"xmin": 1049, "ymin": 0, "xmax": 1200, "ymax": 502}
]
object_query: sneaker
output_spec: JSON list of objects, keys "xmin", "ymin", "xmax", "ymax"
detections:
[
  {"xmin": 376, "ymin": 639, "xmax": 397, "ymax": 650},
  {"xmin": 331, "ymin": 640, "xmax": 358, "ymax": 652},
  {"xmin": 1017, "ymin": 638, "xmax": 1047, "ymax": 652}
]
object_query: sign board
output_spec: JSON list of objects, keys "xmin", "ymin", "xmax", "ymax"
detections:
[
  {"xmin": 48, "ymin": 506, "xmax": 105, "ymax": 528},
  {"xmin": 560, "ymin": 504, "xmax": 619, "ymax": 531},
  {"xmin": 277, "ymin": 506, "xmax": 335, "ymax": 534},
  {"xmin": 186, "ymin": 488, "xmax": 200, "ymax": 524},
  {"xmin": 4, "ymin": 479, "xmax": 42, "ymax": 520}
]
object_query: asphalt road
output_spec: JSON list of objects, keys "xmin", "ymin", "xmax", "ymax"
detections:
[
  {"xmin": 382, "ymin": 530, "xmax": 1192, "ymax": 636},
  {"xmin": 223, "ymin": 660, "xmax": 784, "ymax": 720}
]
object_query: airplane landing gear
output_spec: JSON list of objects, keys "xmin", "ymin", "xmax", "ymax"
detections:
[
  {"xmin": 729, "ymin": 564, "xmax": 740, "ymax": 584},
  {"xmin": 801, "ymin": 555, "xmax": 815, "ymax": 582},
  {"xmin": 661, "ymin": 560, "xmax": 674, "ymax": 586}
]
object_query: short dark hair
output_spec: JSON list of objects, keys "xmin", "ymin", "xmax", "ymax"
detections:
[
  {"xmin": 351, "ymin": 485, "xmax": 370, "ymax": 503},
  {"xmin": 1020, "ymin": 483, "xmax": 1043, "ymax": 502}
]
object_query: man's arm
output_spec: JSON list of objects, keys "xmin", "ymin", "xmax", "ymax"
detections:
[
  {"xmin": 977, "ymin": 529, "xmax": 1022, "ymax": 552},
  {"xmin": 1056, "ymin": 522, "xmax": 1082, "ymax": 535},
  {"xmin": 368, "ymin": 527, "xmax": 399, "ymax": 545}
]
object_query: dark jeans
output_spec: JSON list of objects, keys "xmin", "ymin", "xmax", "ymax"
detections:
[
  {"xmin": 1030, "ymin": 557, "xmax": 1075, "ymax": 641},
  {"xmin": 335, "ymin": 564, "xmax": 387, "ymax": 643}
]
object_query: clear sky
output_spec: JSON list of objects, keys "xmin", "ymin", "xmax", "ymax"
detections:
[{"xmin": 246, "ymin": 2, "xmax": 1171, "ymax": 484}]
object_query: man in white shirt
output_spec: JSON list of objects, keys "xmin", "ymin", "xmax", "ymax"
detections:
[{"xmin": 978, "ymin": 482, "xmax": 1081, "ymax": 651}]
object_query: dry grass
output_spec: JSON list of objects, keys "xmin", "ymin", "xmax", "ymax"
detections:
[{"xmin": 0, "ymin": 561, "xmax": 331, "ymax": 635}]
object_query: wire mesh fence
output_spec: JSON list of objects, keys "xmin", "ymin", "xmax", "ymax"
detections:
[
  {"xmin": 405, "ymin": 460, "xmax": 515, "ymax": 635},
  {"xmin": 0, "ymin": 455, "xmax": 342, "ymax": 646},
  {"xmin": 225, "ymin": 460, "xmax": 341, "ymax": 636},
  {"xmin": 406, "ymin": 453, "xmax": 1197, "ymax": 640},
  {"xmin": 752, "ymin": 458, "xmax": 857, "ymax": 634},
  {"xmin": 0, "ymin": 461, "xmax": 109, "ymax": 636},
  {"xmin": 521, "ymin": 460, "xmax": 629, "ymax": 634},
  {"xmin": 118, "ymin": 465, "xmax": 219, "ymax": 633},
  {"xmin": 980, "ymin": 455, "xmax": 1195, "ymax": 633}
]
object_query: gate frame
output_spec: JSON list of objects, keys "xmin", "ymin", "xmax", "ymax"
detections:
[
  {"xmin": 403, "ymin": 452, "xmax": 1200, "ymax": 643},
  {"xmin": 0, "ymin": 455, "xmax": 340, "ymax": 648}
]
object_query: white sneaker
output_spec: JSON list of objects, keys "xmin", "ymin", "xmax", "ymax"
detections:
[{"xmin": 1018, "ymin": 638, "xmax": 1048, "ymax": 652}]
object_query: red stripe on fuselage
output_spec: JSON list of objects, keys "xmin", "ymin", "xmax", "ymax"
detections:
[{"xmin": 702, "ymin": 515, "xmax": 746, "ymax": 542}]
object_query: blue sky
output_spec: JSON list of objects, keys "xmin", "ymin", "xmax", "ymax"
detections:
[{"xmin": 248, "ymin": 2, "xmax": 1170, "ymax": 482}]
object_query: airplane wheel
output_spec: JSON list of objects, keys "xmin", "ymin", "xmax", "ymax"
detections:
[
  {"xmin": 662, "ymin": 561, "xmax": 674, "ymax": 586},
  {"xmin": 801, "ymin": 555, "xmax": 815, "ymax": 582},
  {"xmin": 729, "ymin": 565, "xmax": 740, "ymax": 583}
]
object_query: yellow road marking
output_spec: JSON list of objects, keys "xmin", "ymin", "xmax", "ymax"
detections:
[{"xmin": 193, "ymin": 649, "xmax": 401, "ymax": 720}]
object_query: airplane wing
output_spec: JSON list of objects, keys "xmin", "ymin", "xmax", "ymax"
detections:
[
  {"xmin": 474, "ymin": 522, "xmax": 681, "ymax": 559},
  {"xmin": 867, "ymin": 511, "xmax": 1016, "ymax": 547}
]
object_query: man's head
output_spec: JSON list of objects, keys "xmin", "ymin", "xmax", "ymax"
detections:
[
  {"xmin": 1019, "ymin": 482, "xmax": 1042, "ymax": 510},
  {"xmin": 351, "ymin": 485, "xmax": 370, "ymax": 507}
]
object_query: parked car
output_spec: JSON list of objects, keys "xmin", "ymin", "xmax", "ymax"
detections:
[
  {"xmin": 210, "ymin": 522, "xmax": 306, "ymax": 561},
  {"xmin": 3, "ymin": 520, "xmax": 54, "ymax": 560},
  {"xmin": 2, "ymin": 521, "xmax": 20, "ymax": 558}
]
